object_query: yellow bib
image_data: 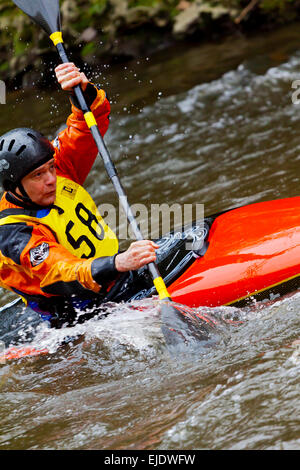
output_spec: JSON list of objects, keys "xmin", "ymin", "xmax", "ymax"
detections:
[{"xmin": 0, "ymin": 175, "xmax": 119, "ymax": 259}]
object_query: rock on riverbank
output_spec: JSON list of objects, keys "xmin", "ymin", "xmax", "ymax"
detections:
[{"xmin": 1, "ymin": 0, "xmax": 299, "ymax": 89}]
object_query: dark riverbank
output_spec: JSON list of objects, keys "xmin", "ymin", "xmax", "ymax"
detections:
[{"xmin": 2, "ymin": 0, "xmax": 300, "ymax": 90}]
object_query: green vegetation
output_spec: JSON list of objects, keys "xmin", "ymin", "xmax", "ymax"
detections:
[{"xmin": 1, "ymin": 0, "xmax": 299, "ymax": 87}]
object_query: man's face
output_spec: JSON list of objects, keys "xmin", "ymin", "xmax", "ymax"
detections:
[{"xmin": 20, "ymin": 158, "xmax": 57, "ymax": 206}]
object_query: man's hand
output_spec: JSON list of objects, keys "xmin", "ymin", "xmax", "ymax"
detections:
[
  {"xmin": 55, "ymin": 62, "xmax": 89, "ymax": 92},
  {"xmin": 115, "ymin": 240, "xmax": 159, "ymax": 272}
]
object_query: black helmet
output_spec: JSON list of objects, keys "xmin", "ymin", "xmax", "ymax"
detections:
[{"xmin": 0, "ymin": 128, "xmax": 55, "ymax": 192}]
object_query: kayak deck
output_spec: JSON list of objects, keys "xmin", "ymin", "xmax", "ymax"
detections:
[{"xmin": 169, "ymin": 196, "xmax": 300, "ymax": 307}]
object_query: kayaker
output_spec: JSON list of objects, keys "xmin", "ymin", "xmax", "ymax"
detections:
[{"xmin": 0, "ymin": 63, "xmax": 158, "ymax": 326}]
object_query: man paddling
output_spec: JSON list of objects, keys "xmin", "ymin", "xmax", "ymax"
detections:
[{"xmin": 0, "ymin": 64, "xmax": 158, "ymax": 326}]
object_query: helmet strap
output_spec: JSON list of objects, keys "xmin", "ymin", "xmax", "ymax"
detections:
[
  {"xmin": 17, "ymin": 181, "xmax": 29, "ymax": 198},
  {"xmin": 8, "ymin": 181, "xmax": 34, "ymax": 205}
]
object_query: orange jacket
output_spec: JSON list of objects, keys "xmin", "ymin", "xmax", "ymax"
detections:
[{"xmin": 0, "ymin": 84, "xmax": 120, "ymax": 320}]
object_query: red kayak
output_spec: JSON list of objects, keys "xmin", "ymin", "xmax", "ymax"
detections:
[{"xmin": 168, "ymin": 196, "xmax": 300, "ymax": 307}]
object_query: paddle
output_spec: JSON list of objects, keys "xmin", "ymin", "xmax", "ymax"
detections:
[{"xmin": 11, "ymin": 0, "xmax": 210, "ymax": 350}]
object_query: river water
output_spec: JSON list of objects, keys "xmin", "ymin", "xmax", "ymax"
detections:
[{"xmin": 1, "ymin": 23, "xmax": 300, "ymax": 450}]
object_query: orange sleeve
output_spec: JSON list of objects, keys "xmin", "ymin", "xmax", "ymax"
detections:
[
  {"xmin": 0, "ymin": 221, "xmax": 118, "ymax": 300},
  {"xmin": 20, "ymin": 223, "xmax": 102, "ymax": 296},
  {"xmin": 53, "ymin": 85, "xmax": 111, "ymax": 186}
]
